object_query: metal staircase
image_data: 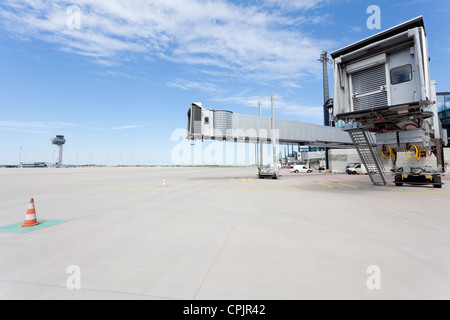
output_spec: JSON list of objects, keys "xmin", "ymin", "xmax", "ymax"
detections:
[{"xmin": 346, "ymin": 128, "xmax": 386, "ymax": 185}]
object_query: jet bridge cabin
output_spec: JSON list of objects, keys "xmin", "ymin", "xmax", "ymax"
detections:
[
  {"xmin": 331, "ymin": 17, "xmax": 434, "ymax": 120},
  {"xmin": 331, "ymin": 16, "xmax": 447, "ymax": 187}
]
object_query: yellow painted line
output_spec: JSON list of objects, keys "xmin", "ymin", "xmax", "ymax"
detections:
[
  {"xmin": 228, "ymin": 178, "xmax": 239, "ymax": 182},
  {"xmin": 336, "ymin": 182, "xmax": 359, "ymax": 188},
  {"xmin": 330, "ymin": 180, "xmax": 362, "ymax": 188},
  {"xmin": 248, "ymin": 179, "xmax": 253, "ymax": 182},
  {"xmin": 241, "ymin": 179, "xmax": 249, "ymax": 182},
  {"xmin": 313, "ymin": 181, "xmax": 335, "ymax": 188}
]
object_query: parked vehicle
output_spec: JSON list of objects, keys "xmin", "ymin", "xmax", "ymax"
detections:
[
  {"xmin": 290, "ymin": 165, "xmax": 313, "ymax": 173},
  {"xmin": 346, "ymin": 164, "xmax": 367, "ymax": 175},
  {"xmin": 346, "ymin": 163, "xmax": 360, "ymax": 170},
  {"xmin": 259, "ymin": 165, "xmax": 279, "ymax": 179}
]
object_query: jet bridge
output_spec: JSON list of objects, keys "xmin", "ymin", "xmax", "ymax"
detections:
[
  {"xmin": 186, "ymin": 102, "xmax": 354, "ymax": 179},
  {"xmin": 186, "ymin": 103, "xmax": 353, "ymax": 147}
]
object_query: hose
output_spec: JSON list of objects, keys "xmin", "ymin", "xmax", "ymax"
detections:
[
  {"xmin": 381, "ymin": 146, "xmax": 392, "ymax": 160},
  {"xmin": 405, "ymin": 145, "xmax": 420, "ymax": 161}
]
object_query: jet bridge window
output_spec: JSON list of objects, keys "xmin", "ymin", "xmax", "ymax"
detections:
[
  {"xmin": 390, "ymin": 64, "xmax": 413, "ymax": 85},
  {"xmin": 204, "ymin": 117, "xmax": 210, "ymax": 124}
]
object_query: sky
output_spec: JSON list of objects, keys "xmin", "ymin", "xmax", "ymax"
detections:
[{"xmin": 0, "ymin": 0, "xmax": 449, "ymax": 165}]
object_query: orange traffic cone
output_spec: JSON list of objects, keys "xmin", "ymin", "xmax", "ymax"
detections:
[
  {"xmin": 19, "ymin": 198, "xmax": 42, "ymax": 228},
  {"xmin": 162, "ymin": 178, "xmax": 167, "ymax": 187}
]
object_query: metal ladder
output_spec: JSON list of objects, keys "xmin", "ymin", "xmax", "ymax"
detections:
[{"xmin": 346, "ymin": 128, "xmax": 386, "ymax": 185}]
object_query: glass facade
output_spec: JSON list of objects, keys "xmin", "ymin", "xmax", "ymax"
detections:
[{"xmin": 437, "ymin": 92, "xmax": 450, "ymax": 146}]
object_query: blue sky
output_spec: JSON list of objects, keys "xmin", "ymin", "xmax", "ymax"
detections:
[{"xmin": 0, "ymin": 0, "xmax": 449, "ymax": 165}]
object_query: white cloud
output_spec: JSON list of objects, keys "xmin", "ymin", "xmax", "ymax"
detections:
[
  {"xmin": 1, "ymin": 127, "xmax": 52, "ymax": 134},
  {"xmin": 348, "ymin": 26, "xmax": 363, "ymax": 33},
  {"xmin": 167, "ymin": 79, "xmax": 225, "ymax": 93},
  {"xmin": 0, "ymin": 120, "xmax": 76, "ymax": 129},
  {"xmin": 212, "ymin": 94, "xmax": 323, "ymax": 120},
  {"xmin": 0, "ymin": 121, "xmax": 76, "ymax": 134},
  {"xmin": 262, "ymin": 0, "xmax": 330, "ymax": 10},
  {"xmin": 0, "ymin": 0, "xmax": 334, "ymax": 82},
  {"xmin": 111, "ymin": 125, "xmax": 143, "ymax": 131}
]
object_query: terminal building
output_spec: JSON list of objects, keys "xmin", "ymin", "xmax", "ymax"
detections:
[{"xmin": 437, "ymin": 92, "xmax": 450, "ymax": 146}]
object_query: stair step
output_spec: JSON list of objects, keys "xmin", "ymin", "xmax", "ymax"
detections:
[{"xmin": 346, "ymin": 128, "xmax": 386, "ymax": 186}]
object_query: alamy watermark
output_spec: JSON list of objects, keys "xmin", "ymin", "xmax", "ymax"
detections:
[
  {"xmin": 66, "ymin": 5, "xmax": 81, "ymax": 30},
  {"xmin": 171, "ymin": 128, "xmax": 280, "ymax": 166},
  {"xmin": 367, "ymin": 5, "xmax": 381, "ymax": 30},
  {"xmin": 66, "ymin": 265, "xmax": 81, "ymax": 290},
  {"xmin": 366, "ymin": 265, "xmax": 381, "ymax": 290}
]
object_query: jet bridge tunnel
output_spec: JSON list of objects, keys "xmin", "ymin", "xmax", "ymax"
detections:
[{"xmin": 186, "ymin": 103, "xmax": 354, "ymax": 148}]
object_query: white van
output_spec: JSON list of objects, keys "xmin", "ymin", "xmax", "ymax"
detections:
[
  {"xmin": 346, "ymin": 164, "xmax": 367, "ymax": 175},
  {"xmin": 290, "ymin": 165, "xmax": 313, "ymax": 173}
]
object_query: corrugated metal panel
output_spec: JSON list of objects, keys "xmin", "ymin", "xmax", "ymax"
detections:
[
  {"xmin": 354, "ymin": 91, "xmax": 388, "ymax": 111},
  {"xmin": 213, "ymin": 110, "xmax": 233, "ymax": 136},
  {"xmin": 352, "ymin": 64, "xmax": 386, "ymax": 94},
  {"xmin": 352, "ymin": 64, "xmax": 388, "ymax": 111}
]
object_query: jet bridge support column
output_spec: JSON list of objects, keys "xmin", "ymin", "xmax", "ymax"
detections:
[
  {"xmin": 436, "ymin": 140, "xmax": 444, "ymax": 172},
  {"xmin": 271, "ymin": 96, "xmax": 277, "ymax": 170},
  {"xmin": 259, "ymin": 101, "xmax": 264, "ymax": 167}
]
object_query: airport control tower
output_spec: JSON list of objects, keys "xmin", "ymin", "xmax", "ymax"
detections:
[{"xmin": 51, "ymin": 135, "xmax": 66, "ymax": 167}]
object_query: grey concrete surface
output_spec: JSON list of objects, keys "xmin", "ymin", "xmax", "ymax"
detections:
[{"xmin": 0, "ymin": 167, "xmax": 449, "ymax": 300}]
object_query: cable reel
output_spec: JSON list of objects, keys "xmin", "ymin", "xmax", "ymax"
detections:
[
  {"xmin": 381, "ymin": 145, "xmax": 391, "ymax": 159},
  {"xmin": 405, "ymin": 144, "xmax": 421, "ymax": 162},
  {"xmin": 381, "ymin": 145, "xmax": 397, "ymax": 163}
]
